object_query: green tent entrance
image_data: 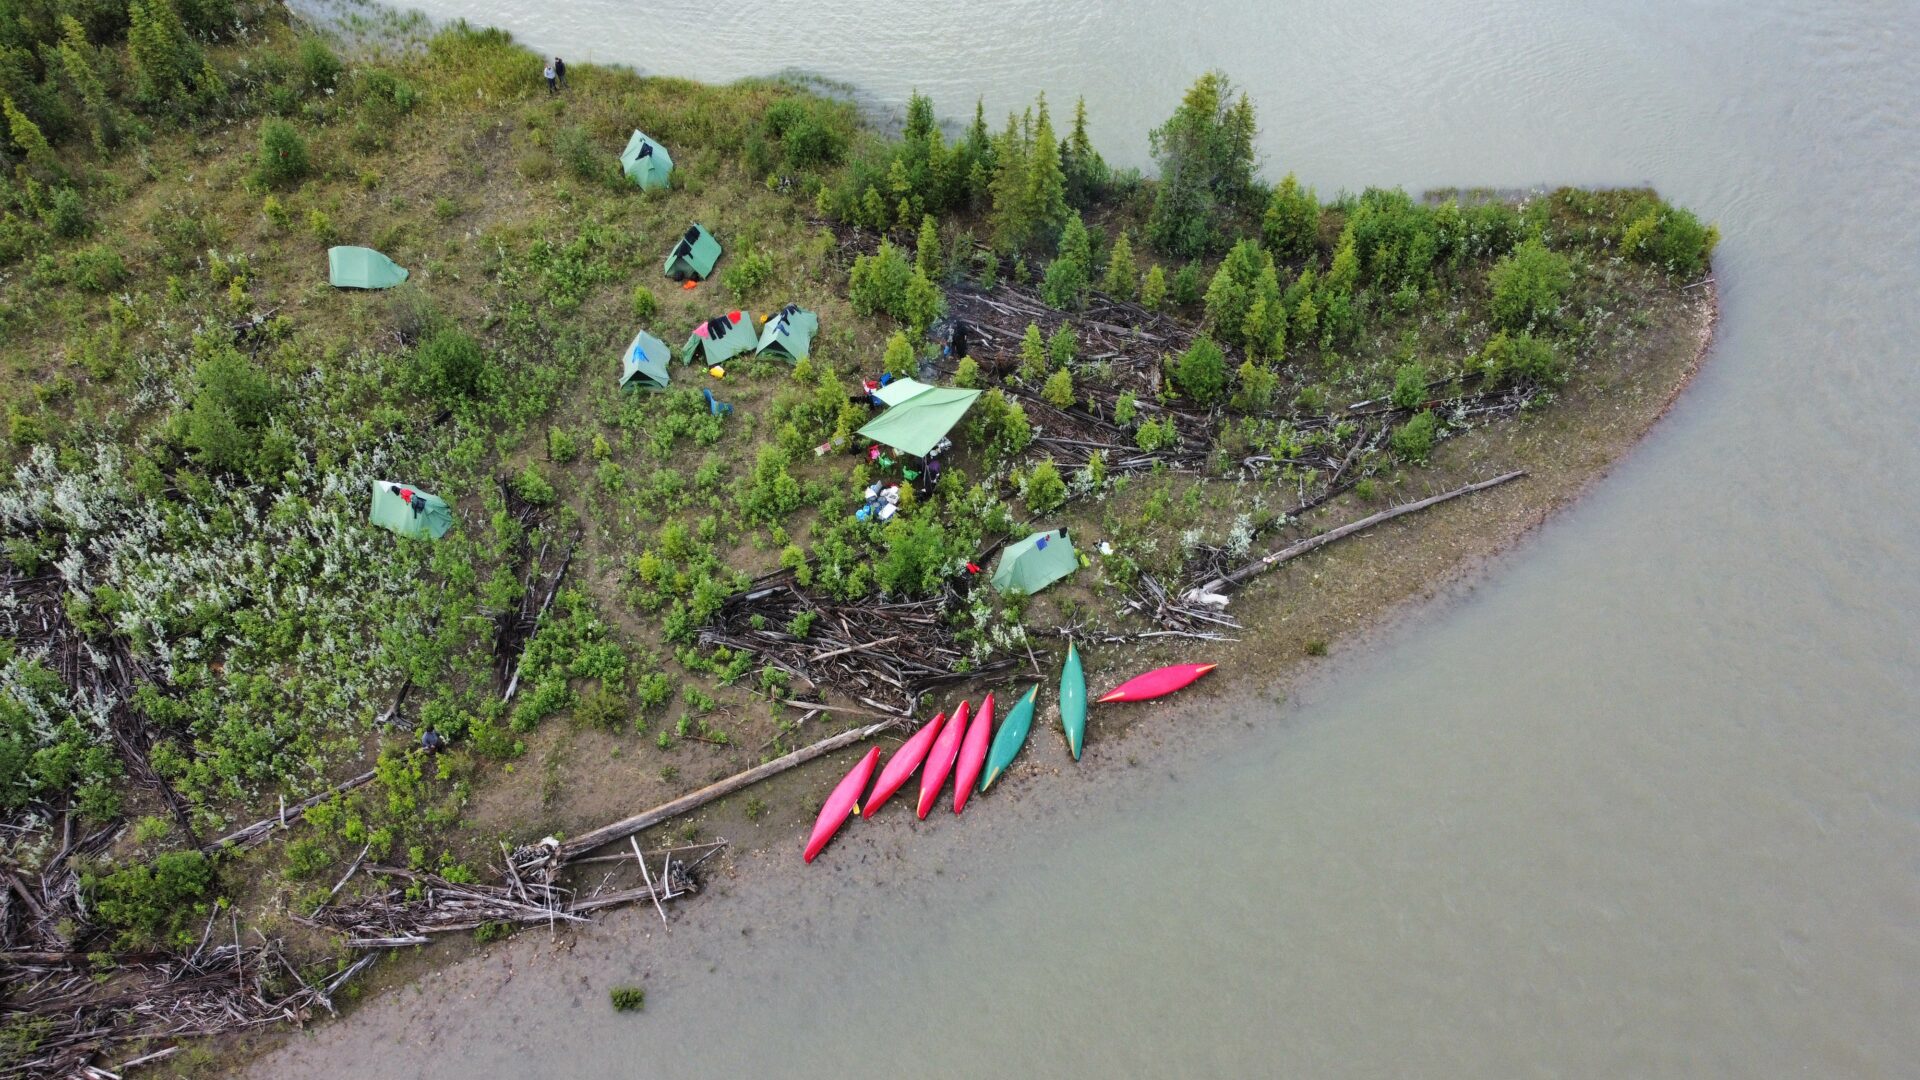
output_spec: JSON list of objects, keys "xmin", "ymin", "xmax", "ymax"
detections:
[
  {"xmin": 681, "ymin": 311, "xmax": 758, "ymax": 365},
  {"xmin": 328, "ymin": 246, "xmax": 409, "ymax": 289},
  {"xmin": 368, "ymin": 481, "xmax": 454, "ymax": 540},
  {"xmin": 620, "ymin": 329, "xmax": 672, "ymax": 390},
  {"xmin": 858, "ymin": 379, "xmax": 982, "ymax": 457},
  {"xmin": 992, "ymin": 529, "xmax": 1079, "ymax": 595},
  {"xmin": 756, "ymin": 304, "xmax": 819, "ymax": 361},
  {"xmin": 620, "ymin": 130, "xmax": 673, "ymax": 190},
  {"xmin": 664, "ymin": 223, "xmax": 721, "ymax": 281}
]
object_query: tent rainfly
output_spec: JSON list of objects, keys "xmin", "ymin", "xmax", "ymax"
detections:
[
  {"xmin": 619, "ymin": 329, "xmax": 673, "ymax": 390},
  {"xmin": 681, "ymin": 311, "xmax": 758, "ymax": 365},
  {"xmin": 663, "ymin": 223, "xmax": 722, "ymax": 281},
  {"xmin": 368, "ymin": 480, "xmax": 454, "ymax": 540},
  {"xmin": 619, "ymin": 130, "xmax": 673, "ymax": 190},
  {"xmin": 857, "ymin": 379, "xmax": 982, "ymax": 457},
  {"xmin": 328, "ymin": 246, "xmax": 410, "ymax": 289},
  {"xmin": 755, "ymin": 304, "xmax": 819, "ymax": 362},
  {"xmin": 992, "ymin": 529, "xmax": 1080, "ymax": 595}
]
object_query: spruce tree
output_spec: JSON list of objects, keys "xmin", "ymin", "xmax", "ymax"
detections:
[
  {"xmin": 915, "ymin": 215, "xmax": 941, "ymax": 280},
  {"xmin": 1102, "ymin": 231, "xmax": 1137, "ymax": 299},
  {"xmin": 128, "ymin": 0, "xmax": 199, "ymax": 106},
  {"xmin": 1262, "ymin": 173, "xmax": 1321, "ymax": 262},
  {"xmin": 1025, "ymin": 95, "xmax": 1068, "ymax": 245},
  {"xmin": 3, "ymin": 96, "xmax": 59, "ymax": 178},
  {"xmin": 988, "ymin": 111, "xmax": 1030, "ymax": 252},
  {"xmin": 56, "ymin": 17, "xmax": 117, "ymax": 153}
]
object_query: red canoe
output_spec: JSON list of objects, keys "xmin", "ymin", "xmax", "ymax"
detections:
[
  {"xmin": 917, "ymin": 700, "xmax": 968, "ymax": 819},
  {"xmin": 862, "ymin": 711, "xmax": 946, "ymax": 820},
  {"xmin": 952, "ymin": 692, "xmax": 995, "ymax": 815},
  {"xmin": 1096, "ymin": 663, "xmax": 1217, "ymax": 704},
  {"xmin": 804, "ymin": 746, "xmax": 880, "ymax": 863}
]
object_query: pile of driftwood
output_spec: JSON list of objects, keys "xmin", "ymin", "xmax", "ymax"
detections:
[
  {"xmin": 299, "ymin": 839, "xmax": 722, "ymax": 948},
  {"xmin": 0, "ymin": 936, "xmax": 375, "ymax": 1079},
  {"xmin": 697, "ymin": 570, "xmax": 1016, "ymax": 714}
]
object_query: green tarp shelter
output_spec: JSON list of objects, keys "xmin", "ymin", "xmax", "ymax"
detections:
[
  {"xmin": 681, "ymin": 310, "xmax": 757, "ymax": 365},
  {"xmin": 858, "ymin": 380, "xmax": 981, "ymax": 457},
  {"xmin": 992, "ymin": 529, "xmax": 1079, "ymax": 595},
  {"xmin": 620, "ymin": 329, "xmax": 672, "ymax": 390},
  {"xmin": 664, "ymin": 223, "xmax": 721, "ymax": 281},
  {"xmin": 328, "ymin": 246, "xmax": 410, "ymax": 289},
  {"xmin": 755, "ymin": 304, "xmax": 819, "ymax": 361},
  {"xmin": 620, "ymin": 130, "xmax": 673, "ymax": 190},
  {"xmin": 368, "ymin": 480, "xmax": 453, "ymax": 540}
]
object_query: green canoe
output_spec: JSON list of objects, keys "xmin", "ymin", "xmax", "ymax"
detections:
[
  {"xmin": 980, "ymin": 685, "xmax": 1040, "ymax": 791},
  {"xmin": 1060, "ymin": 641, "xmax": 1087, "ymax": 760}
]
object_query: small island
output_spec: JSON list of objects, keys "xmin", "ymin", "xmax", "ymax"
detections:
[{"xmin": 0, "ymin": 6, "xmax": 1715, "ymax": 1075}]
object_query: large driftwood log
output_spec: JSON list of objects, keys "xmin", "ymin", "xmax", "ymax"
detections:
[
  {"xmin": 558, "ymin": 720, "xmax": 895, "ymax": 860},
  {"xmin": 202, "ymin": 770, "xmax": 377, "ymax": 852},
  {"xmin": 1187, "ymin": 471, "xmax": 1526, "ymax": 601}
]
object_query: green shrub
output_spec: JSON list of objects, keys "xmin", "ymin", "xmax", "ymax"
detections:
[
  {"xmin": 1475, "ymin": 330, "xmax": 1566, "ymax": 387},
  {"xmin": 610, "ymin": 986, "xmax": 646, "ymax": 1012},
  {"xmin": 1047, "ymin": 325, "xmax": 1076, "ymax": 370},
  {"xmin": 65, "ymin": 244, "xmax": 126, "ymax": 292},
  {"xmin": 254, "ymin": 120, "xmax": 311, "ymax": 189},
  {"xmin": 552, "ymin": 125, "xmax": 607, "ymax": 183},
  {"xmin": 44, "ymin": 187, "xmax": 90, "ymax": 239},
  {"xmin": 1140, "ymin": 264, "xmax": 1167, "ymax": 310},
  {"xmin": 1262, "ymin": 173, "xmax": 1320, "ymax": 261},
  {"xmin": 1041, "ymin": 367, "xmax": 1074, "ymax": 410},
  {"xmin": 1022, "ymin": 458, "xmax": 1067, "ymax": 514},
  {"xmin": 1040, "ymin": 255, "xmax": 1088, "ymax": 309},
  {"xmin": 1231, "ymin": 360, "xmax": 1277, "ymax": 412},
  {"xmin": 630, "ymin": 285, "xmax": 658, "ymax": 322},
  {"xmin": 1113, "ymin": 391, "xmax": 1138, "ymax": 427},
  {"xmin": 1487, "ymin": 238, "xmax": 1572, "ymax": 330},
  {"xmin": 1391, "ymin": 410, "xmax": 1438, "ymax": 463},
  {"xmin": 723, "ymin": 250, "xmax": 774, "ymax": 298},
  {"xmin": 297, "ymin": 37, "xmax": 343, "ymax": 90},
  {"xmin": 548, "ymin": 427, "xmax": 579, "ymax": 463},
  {"xmin": 1391, "ymin": 363, "xmax": 1427, "ymax": 410},
  {"xmin": 88, "ymin": 851, "xmax": 214, "ymax": 950},
  {"xmin": 1173, "ymin": 338, "xmax": 1228, "ymax": 403},
  {"xmin": 515, "ymin": 465, "xmax": 556, "ymax": 505},
  {"xmin": 414, "ymin": 327, "xmax": 490, "ymax": 404},
  {"xmin": 1102, "ymin": 231, "xmax": 1137, "ymax": 299},
  {"xmin": 1621, "ymin": 205, "xmax": 1718, "ymax": 277},
  {"xmin": 1134, "ymin": 415, "xmax": 1178, "ymax": 451},
  {"xmin": 882, "ymin": 331, "xmax": 916, "ymax": 378}
]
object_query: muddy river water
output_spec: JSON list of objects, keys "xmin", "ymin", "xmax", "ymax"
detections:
[{"xmin": 262, "ymin": 0, "xmax": 1920, "ymax": 1075}]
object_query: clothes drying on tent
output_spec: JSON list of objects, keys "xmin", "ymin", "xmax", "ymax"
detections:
[
  {"xmin": 368, "ymin": 480, "xmax": 454, "ymax": 539},
  {"xmin": 681, "ymin": 310, "xmax": 757, "ymax": 365},
  {"xmin": 328, "ymin": 246, "xmax": 410, "ymax": 289},
  {"xmin": 664, "ymin": 223, "xmax": 722, "ymax": 281},
  {"xmin": 620, "ymin": 130, "xmax": 673, "ymax": 190},
  {"xmin": 992, "ymin": 529, "xmax": 1080, "ymax": 595},
  {"xmin": 619, "ymin": 329, "xmax": 672, "ymax": 390},
  {"xmin": 755, "ymin": 304, "xmax": 820, "ymax": 361}
]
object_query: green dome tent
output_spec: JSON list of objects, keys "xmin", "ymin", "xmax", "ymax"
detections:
[
  {"xmin": 328, "ymin": 246, "xmax": 410, "ymax": 289},
  {"xmin": 992, "ymin": 529, "xmax": 1079, "ymax": 595},
  {"xmin": 681, "ymin": 311, "xmax": 757, "ymax": 366},
  {"xmin": 620, "ymin": 329, "xmax": 672, "ymax": 390},
  {"xmin": 664, "ymin": 223, "xmax": 721, "ymax": 281},
  {"xmin": 368, "ymin": 480, "xmax": 454, "ymax": 540},
  {"xmin": 858, "ymin": 379, "xmax": 982, "ymax": 457},
  {"xmin": 620, "ymin": 130, "xmax": 673, "ymax": 190},
  {"xmin": 755, "ymin": 304, "xmax": 819, "ymax": 362}
]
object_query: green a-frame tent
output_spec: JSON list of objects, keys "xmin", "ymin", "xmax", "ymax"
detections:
[
  {"xmin": 328, "ymin": 246, "xmax": 409, "ymax": 289},
  {"xmin": 992, "ymin": 529, "xmax": 1080, "ymax": 595},
  {"xmin": 755, "ymin": 304, "xmax": 819, "ymax": 362},
  {"xmin": 681, "ymin": 311, "xmax": 757, "ymax": 366},
  {"xmin": 368, "ymin": 480, "xmax": 453, "ymax": 539},
  {"xmin": 620, "ymin": 329, "xmax": 672, "ymax": 390},
  {"xmin": 664, "ymin": 223, "xmax": 721, "ymax": 281},
  {"xmin": 620, "ymin": 130, "xmax": 673, "ymax": 190}
]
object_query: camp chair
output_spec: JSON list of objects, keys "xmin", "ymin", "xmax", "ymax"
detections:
[{"xmin": 702, "ymin": 388, "xmax": 733, "ymax": 417}]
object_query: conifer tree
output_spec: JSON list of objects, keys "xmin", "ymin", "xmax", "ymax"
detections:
[
  {"xmin": 128, "ymin": 0, "xmax": 199, "ymax": 106},
  {"xmin": 915, "ymin": 215, "xmax": 941, "ymax": 280},
  {"xmin": 1262, "ymin": 173, "xmax": 1321, "ymax": 262},
  {"xmin": 1102, "ymin": 231, "xmax": 1137, "ymax": 300},
  {"xmin": 1025, "ymin": 94, "xmax": 1069, "ymax": 245},
  {"xmin": 3, "ymin": 96, "xmax": 59, "ymax": 178},
  {"xmin": 989, "ymin": 111, "xmax": 1030, "ymax": 252},
  {"xmin": 55, "ymin": 17, "xmax": 117, "ymax": 153}
]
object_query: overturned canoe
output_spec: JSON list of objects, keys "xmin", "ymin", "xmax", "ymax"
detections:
[
  {"xmin": 980, "ymin": 685, "xmax": 1039, "ymax": 792},
  {"xmin": 863, "ymin": 711, "xmax": 945, "ymax": 820},
  {"xmin": 952, "ymin": 692, "xmax": 994, "ymax": 815},
  {"xmin": 1097, "ymin": 663, "xmax": 1218, "ymax": 704},
  {"xmin": 917, "ymin": 700, "xmax": 968, "ymax": 819},
  {"xmin": 804, "ymin": 746, "xmax": 880, "ymax": 863},
  {"xmin": 1060, "ymin": 641, "xmax": 1087, "ymax": 760}
]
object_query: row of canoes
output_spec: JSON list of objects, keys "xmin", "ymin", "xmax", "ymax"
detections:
[{"xmin": 804, "ymin": 652, "xmax": 1217, "ymax": 862}]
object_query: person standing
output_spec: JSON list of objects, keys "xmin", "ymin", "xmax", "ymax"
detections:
[
  {"xmin": 543, "ymin": 60, "xmax": 556, "ymax": 94},
  {"xmin": 553, "ymin": 56, "xmax": 567, "ymax": 89}
]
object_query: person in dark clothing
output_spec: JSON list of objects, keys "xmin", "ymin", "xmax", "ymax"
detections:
[
  {"xmin": 421, "ymin": 727, "xmax": 446, "ymax": 754},
  {"xmin": 949, "ymin": 320, "xmax": 969, "ymax": 360},
  {"xmin": 553, "ymin": 57, "xmax": 567, "ymax": 88}
]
